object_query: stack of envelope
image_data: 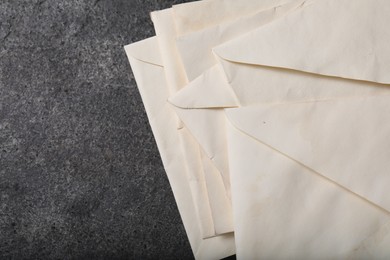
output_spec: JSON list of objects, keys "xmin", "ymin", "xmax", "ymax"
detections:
[{"xmin": 125, "ymin": 0, "xmax": 390, "ymax": 258}]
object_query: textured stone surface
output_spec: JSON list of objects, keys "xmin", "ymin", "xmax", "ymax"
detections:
[{"xmin": 0, "ymin": 0, "xmax": 196, "ymax": 259}]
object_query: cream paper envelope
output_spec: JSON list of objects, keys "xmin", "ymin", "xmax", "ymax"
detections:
[
  {"xmin": 124, "ymin": 37, "xmax": 235, "ymax": 259},
  {"xmin": 151, "ymin": 7, "xmax": 234, "ymax": 237},
  {"xmin": 225, "ymin": 103, "xmax": 390, "ymax": 258}
]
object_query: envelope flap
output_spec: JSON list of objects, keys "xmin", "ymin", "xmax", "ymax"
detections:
[
  {"xmin": 169, "ymin": 65, "xmax": 239, "ymax": 109},
  {"xmin": 226, "ymin": 95, "xmax": 390, "ymax": 212},
  {"xmin": 124, "ymin": 37, "xmax": 163, "ymax": 67},
  {"xmin": 215, "ymin": 0, "xmax": 390, "ymax": 84}
]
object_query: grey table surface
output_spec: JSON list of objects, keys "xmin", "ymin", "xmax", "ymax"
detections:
[{"xmin": 0, "ymin": 0, "xmax": 219, "ymax": 259}]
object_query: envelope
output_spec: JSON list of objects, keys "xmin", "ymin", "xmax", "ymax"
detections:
[
  {"xmin": 124, "ymin": 37, "xmax": 235, "ymax": 260},
  {"xmin": 169, "ymin": 0, "xmax": 390, "ymax": 257}
]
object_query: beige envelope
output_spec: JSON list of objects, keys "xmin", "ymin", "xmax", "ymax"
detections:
[
  {"xmin": 124, "ymin": 37, "xmax": 235, "ymax": 260},
  {"xmin": 169, "ymin": 0, "xmax": 390, "ymax": 257}
]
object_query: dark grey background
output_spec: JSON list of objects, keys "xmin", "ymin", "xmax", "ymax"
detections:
[{"xmin": 0, "ymin": 0, "xmax": 199, "ymax": 259}]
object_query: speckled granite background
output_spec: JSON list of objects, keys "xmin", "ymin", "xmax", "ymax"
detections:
[{"xmin": 0, "ymin": 0, "xmax": 201, "ymax": 259}]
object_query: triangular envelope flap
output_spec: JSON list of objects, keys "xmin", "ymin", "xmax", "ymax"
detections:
[
  {"xmin": 215, "ymin": 0, "xmax": 390, "ymax": 84},
  {"xmin": 226, "ymin": 95, "xmax": 390, "ymax": 212},
  {"xmin": 124, "ymin": 37, "xmax": 163, "ymax": 67},
  {"xmin": 169, "ymin": 65, "xmax": 239, "ymax": 109}
]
